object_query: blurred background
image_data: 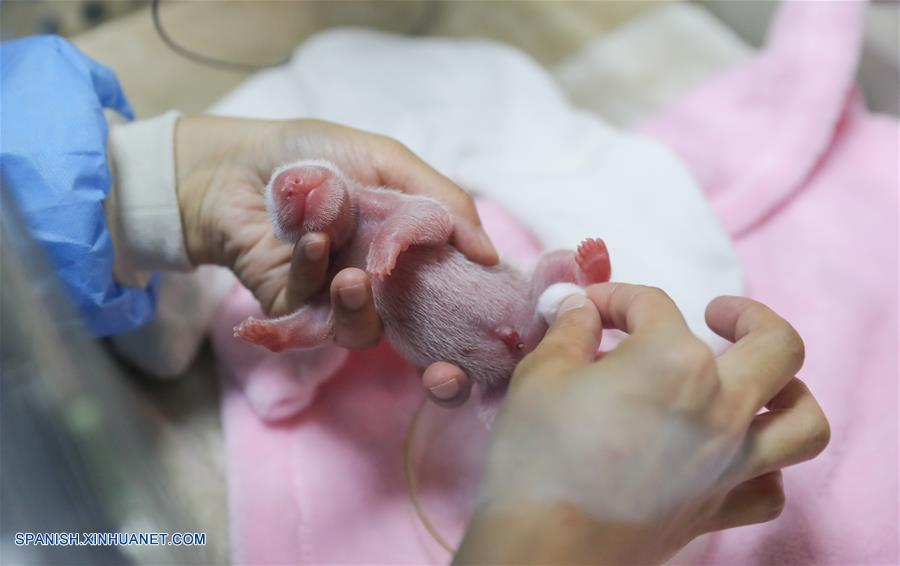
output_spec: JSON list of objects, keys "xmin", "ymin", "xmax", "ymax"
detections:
[
  {"xmin": 1, "ymin": 0, "xmax": 897, "ymax": 117},
  {"xmin": 1, "ymin": 0, "xmax": 148, "ymax": 37}
]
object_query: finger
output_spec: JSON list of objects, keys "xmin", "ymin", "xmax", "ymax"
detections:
[
  {"xmin": 451, "ymin": 217, "xmax": 500, "ymax": 268},
  {"xmin": 371, "ymin": 138, "xmax": 499, "ymax": 266},
  {"xmin": 514, "ymin": 294, "xmax": 602, "ymax": 384},
  {"xmin": 585, "ymin": 283, "xmax": 692, "ymax": 338},
  {"xmin": 285, "ymin": 232, "xmax": 330, "ymax": 309},
  {"xmin": 706, "ymin": 296, "xmax": 806, "ymax": 415},
  {"xmin": 330, "ymin": 268, "xmax": 383, "ymax": 350},
  {"xmin": 422, "ymin": 362, "xmax": 472, "ymax": 408},
  {"xmin": 704, "ymin": 471, "xmax": 786, "ymax": 533},
  {"xmin": 734, "ymin": 378, "xmax": 830, "ymax": 481}
]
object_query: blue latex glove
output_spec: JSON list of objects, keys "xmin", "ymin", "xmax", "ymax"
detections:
[{"xmin": 1, "ymin": 36, "xmax": 158, "ymax": 336}]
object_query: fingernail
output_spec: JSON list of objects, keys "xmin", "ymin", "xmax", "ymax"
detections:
[
  {"xmin": 477, "ymin": 227, "xmax": 499, "ymax": 259},
  {"xmin": 338, "ymin": 283, "xmax": 367, "ymax": 311},
  {"xmin": 557, "ymin": 293, "xmax": 587, "ymax": 316},
  {"xmin": 304, "ymin": 237, "xmax": 327, "ymax": 262},
  {"xmin": 429, "ymin": 377, "xmax": 460, "ymax": 400}
]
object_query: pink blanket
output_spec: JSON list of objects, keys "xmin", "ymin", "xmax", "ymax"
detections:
[
  {"xmin": 211, "ymin": 201, "xmax": 543, "ymax": 564},
  {"xmin": 211, "ymin": 1, "xmax": 899, "ymax": 563},
  {"xmin": 644, "ymin": 1, "xmax": 899, "ymax": 563}
]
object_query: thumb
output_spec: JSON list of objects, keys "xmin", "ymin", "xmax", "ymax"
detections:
[{"xmin": 515, "ymin": 293, "xmax": 602, "ymax": 384}]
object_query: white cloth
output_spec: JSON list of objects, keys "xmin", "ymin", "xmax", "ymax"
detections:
[
  {"xmin": 111, "ymin": 267, "xmax": 236, "ymax": 378},
  {"xmin": 210, "ymin": 28, "xmax": 743, "ymax": 346},
  {"xmin": 105, "ymin": 111, "xmax": 236, "ymax": 378},
  {"xmin": 107, "ymin": 111, "xmax": 192, "ymax": 280}
]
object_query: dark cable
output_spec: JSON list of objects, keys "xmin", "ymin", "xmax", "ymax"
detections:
[{"xmin": 150, "ymin": 0, "xmax": 290, "ymax": 72}]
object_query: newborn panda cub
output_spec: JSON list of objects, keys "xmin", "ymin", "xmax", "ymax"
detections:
[{"xmin": 236, "ymin": 160, "xmax": 611, "ymax": 398}]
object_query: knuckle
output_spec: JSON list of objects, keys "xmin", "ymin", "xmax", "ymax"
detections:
[
  {"xmin": 380, "ymin": 136, "xmax": 409, "ymax": 158},
  {"xmin": 803, "ymin": 412, "xmax": 832, "ymax": 458},
  {"xmin": 662, "ymin": 338, "xmax": 715, "ymax": 375},
  {"xmin": 765, "ymin": 488, "xmax": 787, "ymax": 522},
  {"xmin": 708, "ymin": 396, "xmax": 745, "ymax": 435},
  {"xmin": 456, "ymin": 192, "xmax": 478, "ymax": 217},
  {"xmin": 368, "ymin": 135, "xmax": 408, "ymax": 168},
  {"xmin": 770, "ymin": 325, "xmax": 806, "ymax": 367},
  {"xmin": 650, "ymin": 339, "xmax": 721, "ymax": 417},
  {"xmin": 748, "ymin": 308, "xmax": 804, "ymax": 364},
  {"xmin": 741, "ymin": 301, "xmax": 775, "ymax": 326},
  {"xmin": 631, "ymin": 285, "xmax": 670, "ymax": 307},
  {"xmin": 611, "ymin": 284, "xmax": 673, "ymax": 330}
]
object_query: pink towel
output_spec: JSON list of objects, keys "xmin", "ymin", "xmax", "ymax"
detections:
[{"xmin": 643, "ymin": 1, "xmax": 899, "ymax": 563}]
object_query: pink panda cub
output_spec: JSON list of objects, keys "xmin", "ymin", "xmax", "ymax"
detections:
[{"xmin": 235, "ymin": 160, "xmax": 611, "ymax": 399}]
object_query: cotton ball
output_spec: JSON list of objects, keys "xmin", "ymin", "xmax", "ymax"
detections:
[{"xmin": 537, "ymin": 283, "xmax": 586, "ymax": 325}]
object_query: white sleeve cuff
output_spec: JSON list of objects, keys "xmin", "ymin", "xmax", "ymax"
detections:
[{"xmin": 106, "ymin": 111, "xmax": 193, "ymax": 286}]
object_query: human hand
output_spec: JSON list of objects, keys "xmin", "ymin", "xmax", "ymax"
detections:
[
  {"xmin": 174, "ymin": 116, "xmax": 496, "ymax": 390},
  {"xmin": 456, "ymin": 284, "xmax": 830, "ymax": 565}
]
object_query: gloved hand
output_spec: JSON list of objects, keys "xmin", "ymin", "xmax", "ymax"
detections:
[
  {"xmin": 174, "ymin": 115, "xmax": 497, "ymax": 399},
  {"xmin": 456, "ymin": 284, "xmax": 830, "ymax": 565}
]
